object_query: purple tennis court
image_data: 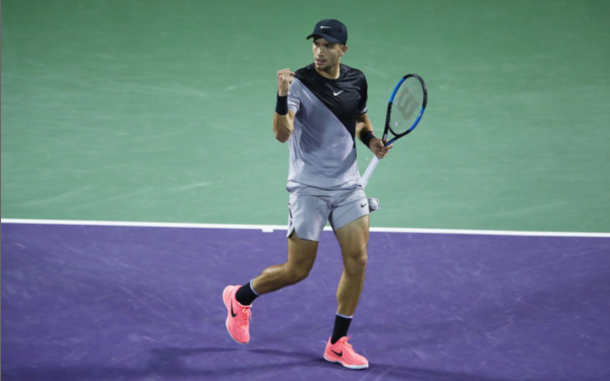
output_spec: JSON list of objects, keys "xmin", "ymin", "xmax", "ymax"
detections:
[{"xmin": 2, "ymin": 222, "xmax": 609, "ymax": 380}]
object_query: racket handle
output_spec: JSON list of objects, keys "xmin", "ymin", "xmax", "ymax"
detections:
[{"xmin": 360, "ymin": 156, "xmax": 380, "ymax": 189}]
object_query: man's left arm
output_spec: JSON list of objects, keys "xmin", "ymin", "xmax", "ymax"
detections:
[{"xmin": 356, "ymin": 113, "xmax": 392, "ymax": 159}]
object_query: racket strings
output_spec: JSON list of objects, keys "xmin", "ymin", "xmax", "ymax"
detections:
[{"xmin": 390, "ymin": 77, "xmax": 424, "ymax": 135}]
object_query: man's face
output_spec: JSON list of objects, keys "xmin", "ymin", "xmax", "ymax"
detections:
[{"xmin": 312, "ymin": 38, "xmax": 347, "ymax": 73}]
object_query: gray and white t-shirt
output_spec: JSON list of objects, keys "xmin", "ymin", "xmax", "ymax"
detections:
[{"xmin": 287, "ymin": 63, "xmax": 368, "ymax": 192}]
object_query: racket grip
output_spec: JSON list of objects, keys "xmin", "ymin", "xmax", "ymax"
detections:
[{"xmin": 360, "ymin": 156, "xmax": 380, "ymax": 189}]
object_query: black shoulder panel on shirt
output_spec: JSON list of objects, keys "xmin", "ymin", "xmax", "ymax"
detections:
[{"xmin": 294, "ymin": 64, "xmax": 368, "ymax": 146}]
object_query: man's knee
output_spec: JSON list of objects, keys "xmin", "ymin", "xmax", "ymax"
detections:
[
  {"xmin": 285, "ymin": 265, "xmax": 311, "ymax": 284},
  {"xmin": 345, "ymin": 248, "xmax": 368, "ymax": 276}
]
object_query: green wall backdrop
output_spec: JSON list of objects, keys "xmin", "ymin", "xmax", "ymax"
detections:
[{"xmin": 2, "ymin": 0, "xmax": 609, "ymax": 233}]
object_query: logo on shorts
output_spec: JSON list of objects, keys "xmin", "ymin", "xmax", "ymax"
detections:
[{"xmin": 360, "ymin": 203, "xmax": 367, "ymax": 208}]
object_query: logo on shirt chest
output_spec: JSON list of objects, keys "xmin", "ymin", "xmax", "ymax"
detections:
[{"xmin": 329, "ymin": 87, "xmax": 360, "ymax": 106}]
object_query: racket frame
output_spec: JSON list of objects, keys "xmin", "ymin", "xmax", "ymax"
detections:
[
  {"xmin": 360, "ymin": 73, "xmax": 427, "ymax": 188},
  {"xmin": 382, "ymin": 73, "xmax": 428, "ymax": 146}
]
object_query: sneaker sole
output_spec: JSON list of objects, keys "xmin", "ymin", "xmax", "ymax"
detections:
[{"xmin": 323, "ymin": 355, "xmax": 369, "ymax": 370}]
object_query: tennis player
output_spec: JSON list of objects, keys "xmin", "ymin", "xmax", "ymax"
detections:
[{"xmin": 223, "ymin": 19, "xmax": 391, "ymax": 370}]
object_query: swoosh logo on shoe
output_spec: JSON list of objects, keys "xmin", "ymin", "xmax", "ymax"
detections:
[
  {"xmin": 231, "ymin": 302, "xmax": 238, "ymax": 318},
  {"xmin": 331, "ymin": 349, "xmax": 343, "ymax": 357}
]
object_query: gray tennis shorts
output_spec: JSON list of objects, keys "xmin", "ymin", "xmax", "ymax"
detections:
[{"xmin": 286, "ymin": 188, "xmax": 369, "ymax": 242}]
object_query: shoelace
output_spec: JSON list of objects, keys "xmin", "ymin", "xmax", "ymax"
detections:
[
  {"xmin": 237, "ymin": 306, "xmax": 252, "ymax": 328},
  {"xmin": 338, "ymin": 336, "xmax": 353, "ymax": 349}
]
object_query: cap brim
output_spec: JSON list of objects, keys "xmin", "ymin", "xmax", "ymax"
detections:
[{"xmin": 306, "ymin": 33, "xmax": 343, "ymax": 44}]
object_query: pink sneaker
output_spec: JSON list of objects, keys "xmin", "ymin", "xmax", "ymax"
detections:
[
  {"xmin": 222, "ymin": 285, "xmax": 252, "ymax": 344},
  {"xmin": 324, "ymin": 336, "xmax": 369, "ymax": 369}
]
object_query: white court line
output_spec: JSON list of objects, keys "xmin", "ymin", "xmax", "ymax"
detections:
[{"xmin": 2, "ymin": 218, "xmax": 609, "ymax": 238}]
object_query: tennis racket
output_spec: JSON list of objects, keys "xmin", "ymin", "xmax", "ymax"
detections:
[{"xmin": 360, "ymin": 74, "xmax": 428, "ymax": 188}]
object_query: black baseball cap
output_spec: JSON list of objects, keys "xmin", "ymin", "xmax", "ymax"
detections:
[{"xmin": 306, "ymin": 19, "xmax": 348, "ymax": 45}]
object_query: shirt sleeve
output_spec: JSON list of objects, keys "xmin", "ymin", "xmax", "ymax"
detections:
[
  {"xmin": 288, "ymin": 80, "xmax": 301, "ymax": 113},
  {"xmin": 358, "ymin": 75, "xmax": 368, "ymax": 114}
]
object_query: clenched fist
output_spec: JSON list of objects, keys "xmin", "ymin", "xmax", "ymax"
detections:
[{"xmin": 277, "ymin": 68, "xmax": 295, "ymax": 96}]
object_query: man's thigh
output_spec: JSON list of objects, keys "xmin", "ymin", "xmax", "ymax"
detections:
[{"xmin": 335, "ymin": 214, "xmax": 370, "ymax": 257}]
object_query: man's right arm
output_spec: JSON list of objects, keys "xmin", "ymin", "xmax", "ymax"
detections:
[
  {"xmin": 273, "ymin": 110, "xmax": 295, "ymax": 143},
  {"xmin": 273, "ymin": 68, "xmax": 296, "ymax": 143}
]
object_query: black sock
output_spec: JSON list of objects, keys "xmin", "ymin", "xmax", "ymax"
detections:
[
  {"xmin": 235, "ymin": 281, "xmax": 259, "ymax": 306},
  {"xmin": 331, "ymin": 314, "xmax": 353, "ymax": 344}
]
